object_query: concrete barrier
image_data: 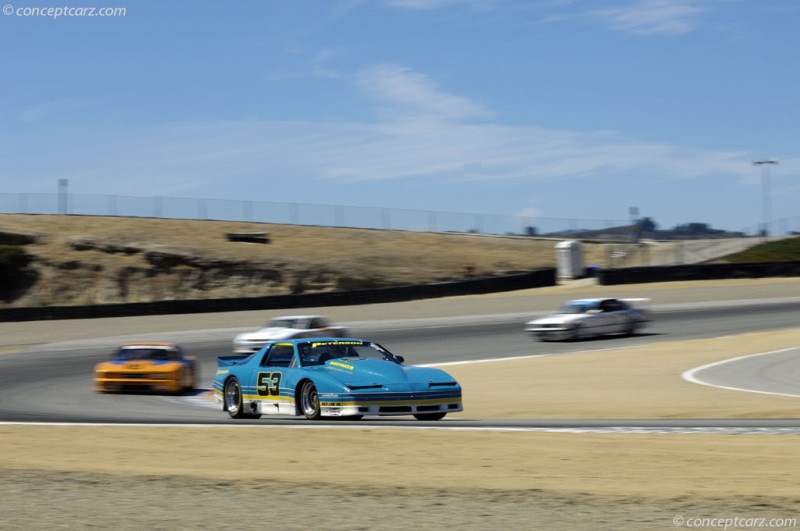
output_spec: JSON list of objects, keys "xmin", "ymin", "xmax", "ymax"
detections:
[{"xmin": 597, "ymin": 261, "xmax": 800, "ymax": 285}]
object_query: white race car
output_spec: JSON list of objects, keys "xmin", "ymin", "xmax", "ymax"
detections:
[
  {"xmin": 232, "ymin": 315, "xmax": 349, "ymax": 353},
  {"xmin": 524, "ymin": 298, "xmax": 652, "ymax": 341}
]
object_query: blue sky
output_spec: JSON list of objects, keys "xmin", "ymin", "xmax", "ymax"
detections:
[{"xmin": 1, "ymin": 0, "xmax": 798, "ymax": 234}]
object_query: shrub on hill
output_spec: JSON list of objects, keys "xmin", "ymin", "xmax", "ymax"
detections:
[
  {"xmin": 0, "ymin": 245, "xmax": 32, "ymax": 278},
  {"xmin": 0, "ymin": 245, "xmax": 34, "ymax": 302}
]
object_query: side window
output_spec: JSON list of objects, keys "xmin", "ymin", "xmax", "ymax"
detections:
[
  {"xmin": 606, "ymin": 301, "xmax": 624, "ymax": 312},
  {"xmin": 266, "ymin": 345, "xmax": 294, "ymax": 368},
  {"xmin": 259, "ymin": 345, "xmax": 274, "ymax": 367}
]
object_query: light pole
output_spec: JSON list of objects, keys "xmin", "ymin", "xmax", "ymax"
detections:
[
  {"xmin": 58, "ymin": 178, "xmax": 68, "ymax": 215},
  {"xmin": 753, "ymin": 159, "xmax": 778, "ymax": 237}
]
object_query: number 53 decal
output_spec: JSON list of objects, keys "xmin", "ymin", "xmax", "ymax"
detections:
[{"xmin": 257, "ymin": 372, "xmax": 282, "ymax": 396}]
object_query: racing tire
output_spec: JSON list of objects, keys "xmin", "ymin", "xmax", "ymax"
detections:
[
  {"xmin": 299, "ymin": 380, "xmax": 322, "ymax": 420},
  {"xmin": 569, "ymin": 324, "xmax": 584, "ymax": 342},
  {"xmin": 625, "ymin": 320, "xmax": 638, "ymax": 337},
  {"xmin": 224, "ymin": 377, "xmax": 247, "ymax": 419},
  {"xmin": 413, "ymin": 412, "xmax": 447, "ymax": 421},
  {"xmin": 183, "ymin": 366, "xmax": 196, "ymax": 393}
]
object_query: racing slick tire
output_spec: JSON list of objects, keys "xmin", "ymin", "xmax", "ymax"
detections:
[
  {"xmin": 413, "ymin": 412, "xmax": 447, "ymax": 421},
  {"xmin": 625, "ymin": 320, "xmax": 638, "ymax": 337},
  {"xmin": 300, "ymin": 380, "xmax": 322, "ymax": 420},
  {"xmin": 182, "ymin": 366, "xmax": 196, "ymax": 393},
  {"xmin": 224, "ymin": 378, "xmax": 262, "ymax": 419},
  {"xmin": 569, "ymin": 324, "xmax": 584, "ymax": 342},
  {"xmin": 224, "ymin": 377, "xmax": 247, "ymax": 419}
]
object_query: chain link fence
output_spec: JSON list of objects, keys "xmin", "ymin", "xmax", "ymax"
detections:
[{"xmin": 0, "ymin": 193, "xmax": 631, "ymax": 237}]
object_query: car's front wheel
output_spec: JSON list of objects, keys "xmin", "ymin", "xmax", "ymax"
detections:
[
  {"xmin": 182, "ymin": 366, "xmax": 196, "ymax": 392},
  {"xmin": 569, "ymin": 324, "xmax": 584, "ymax": 341},
  {"xmin": 299, "ymin": 381, "xmax": 322, "ymax": 420}
]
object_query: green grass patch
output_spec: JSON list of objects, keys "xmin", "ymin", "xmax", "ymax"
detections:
[{"xmin": 720, "ymin": 237, "xmax": 800, "ymax": 263}]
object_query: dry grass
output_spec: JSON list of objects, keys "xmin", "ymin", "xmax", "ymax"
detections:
[
  {"xmin": 0, "ymin": 214, "xmax": 608, "ymax": 307},
  {"xmin": 1, "ymin": 213, "xmax": 597, "ymax": 270}
]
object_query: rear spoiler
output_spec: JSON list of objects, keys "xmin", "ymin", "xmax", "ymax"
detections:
[{"xmin": 217, "ymin": 355, "xmax": 252, "ymax": 367}]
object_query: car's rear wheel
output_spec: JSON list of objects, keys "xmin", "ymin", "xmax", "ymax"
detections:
[
  {"xmin": 625, "ymin": 319, "xmax": 638, "ymax": 336},
  {"xmin": 225, "ymin": 377, "xmax": 246, "ymax": 419},
  {"xmin": 299, "ymin": 381, "xmax": 322, "ymax": 420},
  {"xmin": 414, "ymin": 412, "xmax": 447, "ymax": 421}
]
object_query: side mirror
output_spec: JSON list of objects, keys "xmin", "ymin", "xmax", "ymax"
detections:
[{"xmin": 395, "ymin": 355, "xmax": 405, "ymax": 364}]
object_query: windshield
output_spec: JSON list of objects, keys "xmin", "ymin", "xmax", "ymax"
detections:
[
  {"xmin": 266, "ymin": 318, "xmax": 299, "ymax": 329},
  {"xmin": 558, "ymin": 303, "xmax": 595, "ymax": 314},
  {"xmin": 297, "ymin": 340, "xmax": 395, "ymax": 366},
  {"xmin": 114, "ymin": 347, "xmax": 176, "ymax": 361}
]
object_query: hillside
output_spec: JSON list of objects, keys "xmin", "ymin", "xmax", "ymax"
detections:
[
  {"xmin": 0, "ymin": 214, "xmax": 776, "ymax": 308},
  {"xmin": 0, "ymin": 214, "xmax": 599, "ymax": 308}
]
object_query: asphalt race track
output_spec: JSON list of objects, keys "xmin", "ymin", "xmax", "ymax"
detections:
[
  {"xmin": 685, "ymin": 347, "xmax": 800, "ymax": 398},
  {"xmin": 1, "ymin": 297, "xmax": 800, "ymax": 430}
]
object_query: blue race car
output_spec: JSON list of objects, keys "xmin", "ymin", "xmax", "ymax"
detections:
[{"xmin": 212, "ymin": 338, "xmax": 463, "ymax": 421}]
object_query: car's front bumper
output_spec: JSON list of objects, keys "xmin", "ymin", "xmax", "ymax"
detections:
[
  {"xmin": 94, "ymin": 376, "xmax": 181, "ymax": 392},
  {"xmin": 525, "ymin": 326, "xmax": 573, "ymax": 340},
  {"xmin": 320, "ymin": 398, "xmax": 463, "ymax": 417},
  {"xmin": 213, "ymin": 386, "xmax": 464, "ymax": 417}
]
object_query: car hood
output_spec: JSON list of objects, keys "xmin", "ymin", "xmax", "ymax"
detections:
[
  {"xmin": 527, "ymin": 314, "xmax": 588, "ymax": 326},
  {"xmin": 318, "ymin": 359, "xmax": 458, "ymax": 389}
]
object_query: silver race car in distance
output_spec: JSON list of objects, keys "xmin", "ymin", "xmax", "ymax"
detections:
[
  {"xmin": 524, "ymin": 298, "xmax": 652, "ymax": 341},
  {"xmin": 233, "ymin": 315, "xmax": 349, "ymax": 353}
]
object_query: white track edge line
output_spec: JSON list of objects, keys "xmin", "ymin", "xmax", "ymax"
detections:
[{"xmin": 682, "ymin": 346, "xmax": 800, "ymax": 399}]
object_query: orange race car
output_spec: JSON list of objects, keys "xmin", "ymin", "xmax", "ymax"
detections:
[{"xmin": 94, "ymin": 342, "xmax": 197, "ymax": 393}]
